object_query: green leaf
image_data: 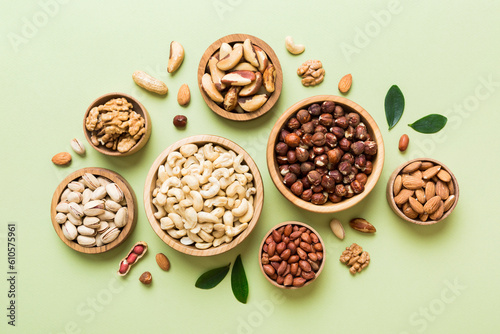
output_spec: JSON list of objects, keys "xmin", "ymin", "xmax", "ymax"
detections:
[
  {"xmin": 195, "ymin": 263, "xmax": 230, "ymax": 289},
  {"xmin": 408, "ymin": 114, "xmax": 448, "ymax": 133},
  {"xmin": 385, "ymin": 85, "xmax": 405, "ymax": 130},
  {"xmin": 231, "ymin": 255, "xmax": 248, "ymax": 304}
]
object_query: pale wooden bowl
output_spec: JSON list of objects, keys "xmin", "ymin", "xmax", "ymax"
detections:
[
  {"xmin": 144, "ymin": 135, "xmax": 264, "ymax": 256},
  {"xmin": 266, "ymin": 95, "xmax": 385, "ymax": 213},
  {"xmin": 386, "ymin": 158, "xmax": 459, "ymax": 225},
  {"xmin": 197, "ymin": 33, "xmax": 283, "ymax": 121},
  {"xmin": 50, "ymin": 167, "xmax": 137, "ymax": 254},
  {"xmin": 258, "ymin": 221, "xmax": 325, "ymax": 289},
  {"xmin": 83, "ymin": 92, "xmax": 152, "ymax": 156}
]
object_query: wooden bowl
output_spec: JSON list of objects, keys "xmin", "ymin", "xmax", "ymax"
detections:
[
  {"xmin": 266, "ymin": 95, "xmax": 385, "ymax": 213},
  {"xmin": 50, "ymin": 167, "xmax": 137, "ymax": 254},
  {"xmin": 197, "ymin": 33, "xmax": 283, "ymax": 121},
  {"xmin": 83, "ymin": 92, "xmax": 152, "ymax": 156},
  {"xmin": 386, "ymin": 158, "xmax": 459, "ymax": 225},
  {"xmin": 144, "ymin": 135, "xmax": 264, "ymax": 256},
  {"xmin": 259, "ymin": 221, "xmax": 325, "ymax": 289}
]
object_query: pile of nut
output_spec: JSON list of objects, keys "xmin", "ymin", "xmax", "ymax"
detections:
[
  {"xmin": 202, "ymin": 38, "xmax": 276, "ymax": 113},
  {"xmin": 54, "ymin": 173, "xmax": 129, "ymax": 247},
  {"xmin": 151, "ymin": 143, "xmax": 256, "ymax": 249},
  {"xmin": 297, "ymin": 59, "xmax": 325, "ymax": 87},
  {"xmin": 339, "ymin": 243, "xmax": 370, "ymax": 274},
  {"xmin": 393, "ymin": 161, "xmax": 456, "ymax": 222},
  {"xmin": 261, "ymin": 224, "xmax": 324, "ymax": 288},
  {"xmin": 275, "ymin": 101, "xmax": 378, "ymax": 204},
  {"xmin": 85, "ymin": 97, "xmax": 146, "ymax": 153}
]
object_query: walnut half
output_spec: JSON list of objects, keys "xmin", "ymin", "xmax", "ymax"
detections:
[
  {"xmin": 297, "ymin": 59, "xmax": 325, "ymax": 87},
  {"xmin": 340, "ymin": 243, "xmax": 370, "ymax": 275}
]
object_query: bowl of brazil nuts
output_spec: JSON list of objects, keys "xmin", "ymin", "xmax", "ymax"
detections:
[
  {"xmin": 198, "ymin": 33, "xmax": 283, "ymax": 121},
  {"xmin": 386, "ymin": 158, "xmax": 459, "ymax": 225},
  {"xmin": 83, "ymin": 92, "xmax": 152, "ymax": 156},
  {"xmin": 267, "ymin": 95, "xmax": 385, "ymax": 213},
  {"xmin": 50, "ymin": 167, "xmax": 137, "ymax": 254},
  {"xmin": 259, "ymin": 221, "xmax": 325, "ymax": 289},
  {"xmin": 144, "ymin": 135, "xmax": 264, "ymax": 256}
]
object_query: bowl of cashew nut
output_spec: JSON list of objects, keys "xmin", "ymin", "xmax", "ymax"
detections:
[{"xmin": 144, "ymin": 135, "xmax": 264, "ymax": 256}]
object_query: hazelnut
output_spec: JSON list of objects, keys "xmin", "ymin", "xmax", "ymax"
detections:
[
  {"xmin": 311, "ymin": 185, "xmax": 324, "ymax": 193},
  {"xmin": 327, "ymin": 148, "xmax": 343, "ymax": 165},
  {"xmin": 330, "ymin": 127, "xmax": 345, "ymax": 140},
  {"xmin": 329, "ymin": 193, "xmax": 342, "ymax": 203},
  {"xmin": 301, "ymin": 121, "xmax": 315, "ymax": 134},
  {"xmin": 355, "ymin": 173, "xmax": 368, "ymax": 186},
  {"xmin": 308, "ymin": 149, "xmax": 316, "ymax": 160},
  {"xmin": 319, "ymin": 113, "xmax": 333, "ymax": 126},
  {"xmin": 275, "ymin": 142, "xmax": 289, "ymax": 156},
  {"xmin": 294, "ymin": 129, "xmax": 305, "ymax": 138},
  {"xmin": 338, "ymin": 161, "xmax": 352, "ymax": 175},
  {"xmin": 335, "ymin": 184, "xmax": 347, "ymax": 197},
  {"xmin": 314, "ymin": 125, "xmax": 328, "ymax": 134},
  {"xmin": 316, "ymin": 167, "xmax": 328, "ymax": 176},
  {"xmin": 351, "ymin": 180, "xmax": 364, "ymax": 194},
  {"xmin": 300, "ymin": 162, "xmax": 315, "ymax": 175},
  {"xmin": 280, "ymin": 129, "xmax": 290, "ymax": 142},
  {"xmin": 313, "ymin": 146, "xmax": 325, "ymax": 156},
  {"xmin": 347, "ymin": 113, "xmax": 361, "ymax": 127},
  {"xmin": 325, "ymin": 133, "xmax": 337, "ymax": 148},
  {"xmin": 333, "ymin": 105, "xmax": 344, "ymax": 118},
  {"xmin": 351, "ymin": 141, "xmax": 365, "ymax": 155},
  {"xmin": 308, "ymin": 103, "xmax": 322, "ymax": 116},
  {"xmin": 287, "ymin": 150, "xmax": 297, "ymax": 164},
  {"xmin": 296, "ymin": 147, "xmax": 309, "ymax": 162},
  {"xmin": 343, "ymin": 171, "xmax": 356, "ymax": 184},
  {"xmin": 339, "ymin": 138, "xmax": 352, "ymax": 151},
  {"xmin": 354, "ymin": 154, "xmax": 367, "ymax": 169},
  {"xmin": 335, "ymin": 116, "xmax": 348, "ymax": 129},
  {"xmin": 301, "ymin": 133, "xmax": 313, "ymax": 147},
  {"xmin": 329, "ymin": 169, "xmax": 343, "ymax": 183},
  {"xmin": 301, "ymin": 177, "xmax": 312, "ymax": 189},
  {"xmin": 285, "ymin": 133, "xmax": 301, "ymax": 148},
  {"xmin": 287, "ymin": 117, "xmax": 300, "ymax": 130},
  {"xmin": 345, "ymin": 126, "xmax": 355, "ymax": 140},
  {"xmin": 296, "ymin": 109, "xmax": 311, "ymax": 124},
  {"xmin": 341, "ymin": 152, "xmax": 355, "ymax": 165},
  {"xmin": 307, "ymin": 170, "xmax": 322, "ymax": 186},
  {"xmin": 362, "ymin": 161, "xmax": 373, "ymax": 175},
  {"xmin": 321, "ymin": 101, "xmax": 335, "ymax": 114},
  {"xmin": 311, "ymin": 132, "xmax": 326, "ymax": 146},
  {"xmin": 289, "ymin": 163, "xmax": 301, "ymax": 175},
  {"xmin": 279, "ymin": 165, "xmax": 290, "ymax": 176},
  {"xmin": 314, "ymin": 154, "xmax": 328, "ymax": 167},
  {"xmin": 283, "ymin": 172, "xmax": 298, "ymax": 186},
  {"xmin": 173, "ymin": 115, "xmax": 187, "ymax": 128},
  {"xmin": 364, "ymin": 141, "xmax": 378, "ymax": 155},
  {"xmin": 321, "ymin": 175, "xmax": 336, "ymax": 193},
  {"xmin": 311, "ymin": 118, "xmax": 320, "ymax": 127},
  {"xmin": 355, "ymin": 123, "xmax": 368, "ymax": 140},
  {"xmin": 301, "ymin": 189, "xmax": 313, "ymax": 202},
  {"xmin": 139, "ymin": 271, "xmax": 152, "ymax": 285},
  {"xmin": 290, "ymin": 181, "xmax": 304, "ymax": 196},
  {"xmin": 276, "ymin": 156, "xmax": 288, "ymax": 165},
  {"xmin": 344, "ymin": 185, "xmax": 354, "ymax": 198},
  {"xmin": 311, "ymin": 192, "xmax": 327, "ymax": 205}
]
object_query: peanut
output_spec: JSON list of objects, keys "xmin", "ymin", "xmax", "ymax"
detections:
[{"xmin": 132, "ymin": 71, "xmax": 168, "ymax": 95}]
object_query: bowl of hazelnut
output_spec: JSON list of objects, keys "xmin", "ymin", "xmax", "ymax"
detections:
[{"xmin": 266, "ymin": 95, "xmax": 384, "ymax": 213}]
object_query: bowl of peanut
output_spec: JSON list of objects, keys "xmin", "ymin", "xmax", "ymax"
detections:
[
  {"xmin": 144, "ymin": 135, "xmax": 264, "ymax": 256},
  {"xmin": 197, "ymin": 33, "xmax": 283, "ymax": 121},
  {"xmin": 83, "ymin": 92, "xmax": 152, "ymax": 156},
  {"xmin": 386, "ymin": 158, "xmax": 459, "ymax": 225},
  {"xmin": 266, "ymin": 95, "xmax": 385, "ymax": 213}
]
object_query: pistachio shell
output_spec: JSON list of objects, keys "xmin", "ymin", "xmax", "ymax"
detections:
[
  {"xmin": 83, "ymin": 216, "xmax": 101, "ymax": 229},
  {"xmin": 114, "ymin": 207, "xmax": 128, "ymax": 228},
  {"xmin": 82, "ymin": 173, "xmax": 100, "ymax": 190},
  {"xmin": 83, "ymin": 200, "xmax": 105, "ymax": 216},
  {"xmin": 77, "ymin": 225, "xmax": 97, "ymax": 236},
  {"xmin": 101, "ymin": 227, "xmax": 120, "ymax": 244},
  {"xmin": 77, "ymin": 235, "xmax": 96, "ymax": 247},
  {"xmin": 68, "ymin": 202, "xmax": 84, "ymax": 219},
  {"xmin": 91, "ymin": 186, "xmax": 107, "ymax": 200},
  {"xmin": 62, "ymin": 222, "xmax": 78, "ymax": 240}
]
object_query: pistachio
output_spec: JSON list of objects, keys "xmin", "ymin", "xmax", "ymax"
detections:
[
  {"xmin": 83, "ymin": 216, "xmax": 101, "ymax": 229},
  {"xmin": 82, "ymin": 188, "xmax": 92, "ymax": 205},
  {"xmin": 114, "ymin": 207, "xmax": 128, "ymax": 228},
  {"xmin": 83, "ymin": 200, "xmax": 105, "ymax": 216},
  {"xmin": 95, "ymin": 234, "xmax": 104, "ymax": 247},
  {"xmin": 97, "ymin": 221, "xmax": 109, "ymax": 234},
  {"xmin": 61, "ymin": 188, "xmax": 71, "ymax": 201},
  {"xmin": 67, "ymin": 213, "xmax": 83, "ymax": 226},
  {"xmin": 56, "ymin": 202, "xmax": 70, "ymax": 213},
  {"xmin": 77, "ymin": 225, "xmax": 97, "ymax": 237},
  {"xmin": 67, "ymin": 192, "xmax": 83, "ymax": 203},
  {"xmin": 97, "ymin": 177, "xmax": 111, "ymax": 187},
  {"xmin": 91, "ymin": 186, "xmax": 107, "ymax": 200},
  {"xmin": 68, "ymin": 181, "xmax": 85, "ymax": 193},
  {"xmin": 62, "ymin": 222, "xmax": 78, "ymax": 241},
  {"xmin": 70, "ymin": 138, "xmax": 86, "ymax": 155},
  {"xmin": 77, "ymin": 235, "xmax": 96, "ymax": 247},
  {"xmin": 68, "ymin": 202, "xmax": 84, "ymax": 219},
  {"xmin": 82, "ymin": 173, "xmax": 100, "ymax": 190},
  {"xmin": 97, "ymin": 210, "xmax": 115, "ymax": 221},
  {"xmin": 55, "ymin": 212, "xmax": 67, "ymax": 224},
  {"xmin": 105, "ymin": 200, "xmax": 122, "ymax": 213},
  {"xmin": 101, "ymin": 227, "xmax": 120, "ymax": 244},
  {"xmin": 106, "ymin": 183, "xmax": 124, "ymax": 202}
]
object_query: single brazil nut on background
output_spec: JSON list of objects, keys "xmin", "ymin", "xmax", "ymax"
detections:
[{"xmin": 117, "ymin": 241, "xmax": 148, "ymax": 276}]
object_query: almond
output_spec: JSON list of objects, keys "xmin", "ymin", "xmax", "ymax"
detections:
[
  {"xmin": 52, "ymin": 152, "xmax": 72, "ymax": 165},
  {"xmin": 402, "ymin": 176, "xmax": 425, "ymax": 190},
  {"xmin": 435, "ymin": 180, "xmax": 449, "ymax": 200},
  {"xmin": 394, "ymin": 188, "xmax": 414, "ymax": 206},
  {"xmin": 422, "ymin": 165, "xmax": 441, "ymax": 180},
  {"xmin": 419, "ymin": 213, "xmax": 429, "ymax": 222},
  {"xmin": 338, "ymin": 74, "xmax": 352, "ymax": 93},
  {"xmin": 429, "ymin": 200, "xmax": 444, "ymax": 220},
  {"xmin": 419, "ymin": 162, "xmax": 435, "ymax": 170},
  {"xmin": 177, "ymin": 84, "xmax": 190, "ymax": 106},
  {"xmin": 443, "ymin": 195, "xmax": 456, "ymax": 212},
  {"xmin": 415, "ymin": 189, "xmax": 426, "ymax": 204},
  {"xmin": 155, "ymin": 253, "xmax": 170, "ymax": 271},
  {"xmin": 402, "ymin": 161, "xmax": 422, "ymax": 174},
  {"xmin": 329, "ymin": 218, "xmax": 345, "ymax": 240},
  {"xmin": 425, "ymin": 182, "xmax": 436, "ymax": 200},
  {"xmin": 349, "ymin": 218, "xmax": 376, "ymax": 233},
  {"xmin": 447, "ymin": 181, "xmax": 455, "ymax": 195},
  {"xmin": 403, "ymin": 202, "xmax": 419, "ymax": 219},
  {"xmin": 437, "ymin": 169, "xmax": 451, "ymax": 183},
  {"xmin": 393, "ymin": 175, "xmax": 402, "ymax": 196},
  {"xmin": 408, "ymin": 196, "xmax": 424, "ymax": 215},
  {"xmin": 423, "ymin": 196, "xmax": 442, "ymax": 214}
]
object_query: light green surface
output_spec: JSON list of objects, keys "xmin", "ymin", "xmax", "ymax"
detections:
[{"xmin": 1, "ymin": 0, "xmax": 499, "ymax": 333}]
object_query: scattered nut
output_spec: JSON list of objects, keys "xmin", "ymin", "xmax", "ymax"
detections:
[
  {"xmin": 118, "ymin": 242, "xmax": 148, "ymax": 276},
  {"xmin": 139, "ymin": 271, "xmax": 152, "ymax": 285},
  {"xmin": 155, "ymin": 253, "xmax": 170, "ymax": 271},
  {"xmin": 132, "ymin": 71, "xmax": 168, "ymax": 95},
  {"xmin": 399, "ymin": 134, "xmax": 409, "ymax": 151},
  {"xmin": 177, "ymin": 84, "xmax": 191, "ymax": 106},
  {"xmin": 338, "ymin": 74, "xmax": 352, "ymax": 93},
  {"xmin": 285, "ymin": 36, "xmax": 305, "ymax": 55},
  {"xmin": 297, "ymin": 60, "xmax": 325, "ymax": 87},
  {"xmin": 329, "ymin": 218, "xmax": 345, "ymax": 240},
  {"xmin": 173, "ymin": 115, "xmax": 187, "ymax": 128},
  {"xmin": 70, "ymin": 138, "xmax": 86, "ymax": 155},
  {"xmin": 349, "ymin": 218, "xmax": 376, "ymax": 233},
  {"xmin": 52, "ymin": 152, "xmax": 72, "ymax": 166},
  {"xmin": 339, "ymin": 243, "xmax": 370, "ymax": 275},
  {"xmin": 168, "ymin": 41, "xmax": 184, "ymax": 73}
]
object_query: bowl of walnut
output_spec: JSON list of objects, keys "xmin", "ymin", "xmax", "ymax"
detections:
[
  {"xmin": 83, "ymin": 92, "xmax": 151, "ymax": 156},
  {"xmin": 266, "ymin": 95, "xmax": 385, "ymax": 213}
]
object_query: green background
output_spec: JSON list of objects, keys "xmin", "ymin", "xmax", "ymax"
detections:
[{"xmin": 1, "ymin": 0, "xmax": 499, "ymax": 333}]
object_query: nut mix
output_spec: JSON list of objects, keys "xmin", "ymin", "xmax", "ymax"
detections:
[
  {"xmin": 85, "ymin": 98, "xmax": 146, "ymax": 153},
  {"xmin": 275, "ymin": 100, "xmax": 378, "ymax": 205},
  {"xmin": 151, "ymin": 143, "xmax": 256, "ymax": 250},
  {"xmin": 118, "ymin": 241, "xmax": 148, "ymax": 276},
  {"xmin": 261, "ymin": 223, "xmax": 324, "ymax": 288},
  {"xmin": 55, "ymin": 173, "xmax": 129, "ymax": 247},
  {"xmin": 202, "ymin": 38, "xmax": 276, "ymax": 113},
  {"xmin": 339, "ymin": 243, "xmax": 370, "ymax": 275},
  {"xmin": 393, "ymin": 161, "xmax": 456, "ymax": 222},
  {"xmin": 297, "ymin": 60, "xmax": 325, "ymax": 87}
]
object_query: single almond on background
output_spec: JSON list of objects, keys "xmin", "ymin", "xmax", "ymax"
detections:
[
  {"xmin": 338, "ymin": 74, "xmax": 352, "ymax": 93},
  {"xmin": 156, "ymin": 253, "xmax": 170, "ymax": 271},
  {"xmin": 349, "ymin": 218, "xmax": 376, "ymax": 233},
  {"xmin": 177, "ymin": 84, "xmax": 190, "ymax": 106},
  {"xmin": 52, "ymin": 152, "xmax": 72, "ymax": 165},
  {"xmin": 329, "ymin": 218, "xmax": 345, "ymax": 240}
]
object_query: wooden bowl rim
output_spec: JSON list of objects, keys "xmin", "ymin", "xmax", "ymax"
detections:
[
  {"xmin": 144, "ymin": 134, "xmax": 264, "ymax": 256},
  {"xmin": 83, "ymin": 92, "xmax": 152, "ymax": 156},
  {"xmin": 258, "ymin": 221, "xmax": 326, "ymax": 289},
  {"xmin": 386, "ymin": 158, "xmax": 460, "ymax": 225},
  {"xmin": 266, "ymin": 95, "xmax": 385, "ymax": 213},
  {"xmin": 50, "ymin": 167, "xmax": 137, "ymax": 254},
  {"xmin": 197, "ymin": 33, "xmax": 283, "ymax": 122}
]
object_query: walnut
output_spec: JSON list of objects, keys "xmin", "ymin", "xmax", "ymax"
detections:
[
  {"xmin": 85, "ymin": 107, "xmax": 100, "ymax": 131},
  {"xmin": 128, "ymin": 112, "xmax": 145, "ymax": 136},
  {"xmin": 297, "ymin": 60, "xmax": 325, "ymax": 87},
  {"xmin": 98, "ymin": 98, "xmax": 133, "ymax": 112},
  {"xmin": 117, "ymin": 136, "xmax": 136, "ymax": 153},
  {"xmin": 339, "ymin": 243, "xmax": 370, "ymax": 274}
]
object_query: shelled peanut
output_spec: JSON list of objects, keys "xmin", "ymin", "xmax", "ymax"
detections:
[
  {"xmin": 261, "ymin": 224, "xmax": 324, "ymax": 288},
  {"xmin": 393, "ymin": 161, "xmax": 456, "ymax": 222},
  {"xmin": 202, "ymin": 39, "xmax": 276, "ymax": 113},
  {"xmin": 118, "ymin": 241, "xmax": 148, "ymax": 276}
]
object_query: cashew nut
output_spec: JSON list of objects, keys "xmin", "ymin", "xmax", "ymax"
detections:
[
  {"xmin": 167, "ymin": 188, "xmax": 185, "ymax": 202},
  {"xmin": 168, "ymin": 213, "xmax": 184, "ymax": 229},
  {"xmin": 183, "ymin": 207, "xmax": 198, "ymax": 230},
  {"xmin": 180, "ymin": 236, "xmax": 194, "ymax": 245},
  {"xmin": 203, "ymin": 143, "xmax": 219, "ymax": 162},
  {"xmin": 198, "ymin": 212, "xmax": 219, "ymax": 224},
  {"xmin": 195, "ymin": 242, "xmax": 213, "ymax": 250},
  {"xmin": 213, "ymin": 223, "xmax": 226, "ymax": 232},
  {"xmin": 213, "ymin": 153, "xmax": 233, "ymax": 168},
  {"xmin": 212, "ymin": 167, "xmax": 231, "ymax": 179},
  {"xmin": 186, "ymin": 230, "xmax": 204, "ymax": 243},
  {"xmin": 180, "ymin": 144, "xmax": 198, "ymax": 157},
  {"xmin": 223, "ymin": 211, "xmax": 234, "ymax": 227},
  {"xmin": 156, "ymin": 192, "xmax": 168, "ymax": 206},
  {"xmin": 161, "ymin": 176, "xmax": 181, "ymax": 194},
  {"xmin": 213, "ymin": 230, "xmax": 225, "ymax": 240},
  {"xmin": 239, "ymin": 201, "xmax": 253, "ymax": 224},
  {"xmin": 198, "ymin": 230, "xmax": 215, "ymax": 243},
  {"xmin": 160, "ymin": 217, "xmax": 174, "ymax": 230},
  {"xmin": 189, "ymin": 190, "xmax": 204, "ymax": 212},
  {"xmin": 167, "ymin": 151, "xmax": 184, "ymax": 168},
  {"xmin": 226, "ymin": 181, "xmax": 246, "ymax": 200},
  {"xmin": 179, "ymin": 199, "xmax": 193, "ymax": 207},
  {"xmin": 165, "ymin": 197, "xmax": 178, "ymax": 214},
  {"xmin": 200, "ymin": 177, "xmax": 220, "ymax": 199},
  {"xmin": 210, "ymin": 207, "xmax": 225, "ymax": 219},
  {"xmin": 199, "ymin": 223, "xmax": 214, "ymax": 234},
  {"xmin": 153, "ymin": 198, "xmax": 166, "ymax": 219},
  {"xmin": 182, "ymin": 175, "xmax": 200, "ymax": 190},
  {"xmin": 152, "ymin": 187, "xmax": 160, "ymax": 197},
  {"xmin": 285, "ymin": 36, "xmax": 305, "ymax": 55},
  {"xmin": 197, "ymin": 161, "xmax": 213, "ymax": 184},
  {"xmin": 167, "ymin": 228, "xmax": 186, "ymax": 239},
  {"xmin": 232, "ymin": 198, "xmax": 249, "ymax": 217},
  {"xmin": 225, "ymin": 223, "xmax": 248, "ymax": 237},
  {"xmin": 233, "ymin": 154, "xmax": 249, "ymax": 174},
  {"xmin": 246, "ymin": 187, "xmax": 256, "ymax": 199},
  {"xmin": 204, "ymin": 196, "xmax": 228, "ymax": 208},
  {"xmin": 158, "ymin": 165, "xmax": 168, "ymax": 183},
  {"xmin": 235, "ymin": 174, "xmax": 248, "ymax": 186}
]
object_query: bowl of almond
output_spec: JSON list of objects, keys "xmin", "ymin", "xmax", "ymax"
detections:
[{"xmin": 386, "ymin": 158, "xmax": 459, "ymax": 225}]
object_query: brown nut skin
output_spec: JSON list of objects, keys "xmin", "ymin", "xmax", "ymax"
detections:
[
  {"xmin": 354, "ymin": 155, "xmax": 367, "ymax": 169},
  {"xmin": 287, "ymin": 117, "xmax": 301, "ymax": 130},
  {"xmin": 311, "ymin": 132, "xmax": 326, "ymax": 146},
  {"xmin": 301, "ymin": 177, "xmax": 312, "ymax": 189},
  {"xmin": 351, "ymin": 180, "xmax": 364, "ymax": 194},
  {"xmin": 399, "ymin": 134, "xmax": 409, "ymax": 152},
  {"xmin": 319, "ymin": 113, "xmax": 334, "ymax": 126},
  {"xmin": 287, "ymin": 150, "xmax": 297, "ymax": 164},
  {"xmin": 280, "ymin": 129, "xmax": 290, "ymax": 142},
  {"xmin": 290, "ymin": 181, "xmax": 304, "ymax": 196},
  {"xmin": 308, "ymin": 103, "xmax": 322, "ymax": 116},
  {"xmin": 333, "ymin": 105, "xmax": 344, "ymax": 118},
  {"xmin": 330, "ymin": 127, "xmax": 345, "ymax": 140},
  {"xmin": 139, "ymin": 271, "xmax": 152, "ymax": 285},
  {"xmin": 307, "ymin": 170, "xmax": 322, "ymax": 186},
  {"xmin": 275, "ymin": 142, "xmax": 289, "ymax": 156},
  {"xmin": 296, "ymin": 147, "xmax": 309, "ymax": 162},
  {"xmin": 314, "ymin": 154, "xmax": 328, "ymax": 168},
  {"xmin": 300, "ymin": 189, "xmax": 313, "ymax": 202},
  {"xmin": 355, "ymin": 124, "xmax": 368, "ymax": 140},
  {"xmin": 327, "ymin": 147, "xmax": 343, "ymax": 165},
  {"xmin": 339, "ymin": 138, "xmax": 352, "ymax": 151},
  {"xmin": 321, "ymin": 101, "xmax": 335, "ymax": 113},
  {"xmin": 321, "ymin": 175, "xmax": 336, "ymax": 193},
  {"xmin": 314, "ymin": 125, "xmax": 328, "ymax": 134},
  {"xmin": 355, "ymin": 173, "xmax": 368, "ymax": 186},
  {"xmin": 276, "ymin": 156, "xmax": 288, "ymax": 165},
  {"xmin": 173, "ymin": 115, "xmax": 187, "ymax": 128},
  {"xmin": 311, "ymin": 192, "xmax": 327, "ymax": 205},
  {"xmin": 301, "ymin": 121, "xmax": 315, "ymax": 134},
  {"xmin": 338, "ymin": 161, "xmax": 352, "ymax": 175},
  {"xmin": 301, "ymin": 133, "xmax": 313, "ymax": 147},
  {"xmin": 329, "ymin": 169, "xmax": 343, "ymax": 183},
  {"xmin": 329, "ymin": 193, "xmax": 342, "ymax": 203},
  {"xmin": 300, "ymin": 162, "xmax": 315, "ymax": 175},
  {"xmin": 351, "ymin": 141, "xmax": 365, "ymax": 155},
  {"xmin": 296, "ymin": 109, "xmax": 311, "ymax": 124},
  {"xmin": 364, "ymin": 141, "xmax": 378, "ymax": 155},
  {"xmin": 289, "ymin": 163, "xmax": 301, "ymax": 175},
  {"xmin": 362, "ymin": 161, "xmax": 373, "ymax": 175},
  {"xmin": 341, "ymin": 152, "xmax": 355, "ymax": 165},
  {"xmin": 335, "ymin": 184, "xmax": 347, "ymax": 197},
  {"xmin": 345, "ymin": 126, "xmax": 355, "ymax": 140},
  {"xmin": 283, "ymin": 173, "xmax": 297, "ymax": 187},
  {"xmin": 347, "ymin": 113, "xmax": 361, "ymax": 127},
  {"xmin": 284, "ymin": 133, "xmax": 301, "ymax": 148},
  {"xmin": 325, "ymin": 133, "xmax": 338, "ymax": 148},
  {"xmin": 335, "ymin": 116, "xmax": 348, "ymax": 129}
]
